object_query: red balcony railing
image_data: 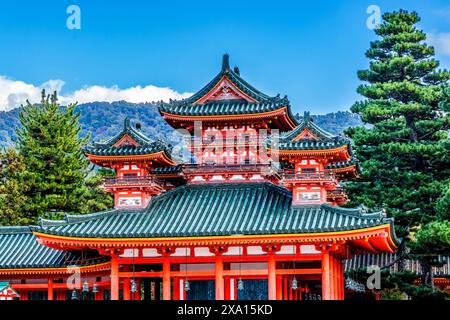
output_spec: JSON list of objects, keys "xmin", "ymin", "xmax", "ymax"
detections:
[
  {"xmin": 183, "ymin": 163, "xmax": 280, "ymax": 175},
  {"xmin": 103, "ymin": 176, "xmax": 163, "ymax": 188},
  {"xmin": 282, "ymin": 171, "xmax": 336, "ymax": 182},
  {"xmin": 187, "ymin": 137, "xmax": 261, "ymax": 147},
  {"xmin": 327, "ymin": 188, "xmax": 346, "ymax": 197}
]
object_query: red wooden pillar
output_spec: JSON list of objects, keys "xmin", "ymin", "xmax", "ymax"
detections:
[
  {"xmin": 111, "ymin": 255, "xmax": 120, "ymax": 300},
  {"xmin": 330, "ymin": 255, "xmax": 336, "ymax": 300},
  {"xmin": 341, "ymin": 262, "xmax": 345, "ymax": 300},
  {"xmin": 57, "ymin": 290, "xmax": 64, "ymax": 301},
  {"xmin": 276, "ymin": 276, "xmax": 282, "ymax": 300},
  {"xmin": 334, "ymin": 256, "xmax": 339, "ymax": 300},
  {"xmin": 338, "ymin": 260, "xmax": 344, "ymax": 300},
  {"xmin": 283, "ymin": 277, "xmax": 288, "ymax": 300},
  {"xmin": 173, "ymin": 278, "xmax": 180, "ymax": 301},
  {"xmin": 21, "ymin": 290, "xmax": 28, "ymax": 301},
  {"xmin": 123, "ymin": 278, "xmax": 131, "ymax": 300},
  {"xmin": 268, "ymin": 255, "xmax": 276, "ymax": 300},
  {"xmin": 224, "ymin": 277, "xmax": 230, "ymax": 300},
  {"xmin": 47, "ymin": 278, "xmax": 54, "ymax": 301},
  {"xmin": 321, "ymin": 253, "xmax": 331, "ymax": 300},
  {"xmin": 133, "ymin": 279, "xmax": 141, "ymax": 300},
  {"xmin": 336, "ymin": 260, "xmax": 341, "ymax": 300},
  {"xmin": 163, "ymin": 259, "xmax": 171, "ymax": 300},
  {"xmin": 215, "ymin": 256, "xmax": 224, "ymax": 300}
]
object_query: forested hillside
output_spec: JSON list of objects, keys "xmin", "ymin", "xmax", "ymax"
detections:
[{"xmin": 0, "ymin": 102, "xmax": 362, "ymax": 147}]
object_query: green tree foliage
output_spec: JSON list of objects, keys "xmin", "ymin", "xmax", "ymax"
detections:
[
  {"xmin": 0, "ymin": 148, "xmax": 30, "ymax": 225},
  {"xmin": 436, "ymin": 182, "xmax": 450, "ymax": 220},
  {"xmin": 74, "ymin": 168, "xmax": 114, "ymax": 214},
  {"xmin": 13, "ymin": 90, "xmax": 112, "ymax": 223},
  {"xmin": 345, "ymin": 10, "xmax": 450, "ymax": 296}
]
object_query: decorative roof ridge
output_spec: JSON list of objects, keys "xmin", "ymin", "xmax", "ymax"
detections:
[
  {"xmin": 282, "ymin": 111, "xmax": 346, "ymax": 143},
  {"xmin": 160, "ymin": 54, "xmax": 285, "ymax": 109},
  {"xmin": 291, "ymin": 204, "xmax": 322, "ymax": 209},
  {"xmin": 326, "ymin": 159, "xmax": 359, "ymax": 168},
  {"xmin": 320, "ymin": 204, "xmax": 387, "ymax": 220},
  {"xmin": 64, "ymin": 209, "xmax": 128, "ymax": 224},
  {"xmin": 277, "ymin": 139, "xmax": 348, "ymax": 147},
  {"xmin": 149, "ymin": 181, "xmax": 291, "ymax": 203},
  {"xmin": 87, "ymin": 117, "xmax": 163, "ymax": 150},
  {"xmin": 0, "ymin": 226, "xmax": 33, "ymax": 235},
  {"xmin": 31, "ymin": 209, "xmax": 148, "ymax": 232},
  {"xmin": 38, "ymin": 218, "xmax": 68, "ymax": 228},
  {"xmin": 151, "ymin": 164, "xmax": 183, "ymax": 173}
]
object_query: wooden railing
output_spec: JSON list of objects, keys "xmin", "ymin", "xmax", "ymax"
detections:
[
  {"xmin": 183, "ymin": 163, "xmax": 280, "ymax": 174},
  {"xmin": 282, "ymin": 171, "xmax": 336, "ymax": 182},
  {"xmin": 327, "ymin": 188, "xmax": 346, "ymax": 197},
  {"xmin": 188, "ymin": 137, "xmax": 261, "ymax": 146},
  {"xmin": 103, "ymin": 176, "xmax": 163, "ymax": 187}
]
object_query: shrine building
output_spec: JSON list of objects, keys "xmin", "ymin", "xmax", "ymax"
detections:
[{"xmin": 0, "ymin": 54, "xmax": 399, "ymax": 300}]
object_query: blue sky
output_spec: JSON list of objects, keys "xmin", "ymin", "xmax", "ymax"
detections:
[{"xmin": 0, "ymin": 0, "xmax": 449, "ymax": 114}]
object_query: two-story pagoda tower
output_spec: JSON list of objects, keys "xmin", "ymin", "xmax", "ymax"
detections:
[
  {"xmin": 84, "ymin": 118, "xmax": 175, "ymax": 208},
  {"xmin": 274, "ymin": 112, "xmax": 359, "ymax": 206}
]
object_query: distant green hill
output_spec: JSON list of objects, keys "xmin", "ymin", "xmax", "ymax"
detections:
[{"xmin": 0, "ymin": 101, "xmax": 362, "ymax": 147}]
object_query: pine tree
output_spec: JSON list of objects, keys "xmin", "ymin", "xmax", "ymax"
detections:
[
  {"xmin": 0, "ymin": 148, "xmax": 30, "ymax": 225},
  {"xmin": 345, "ymin": 10, "xmax": 450, "ymax": 293},
  {"xmin": 74, "ymin": 167, "xmax": 114, "ymax": 214},
  {"xmin": 17, "ymin": 90, "xmax": 90, "ymax": 221}
]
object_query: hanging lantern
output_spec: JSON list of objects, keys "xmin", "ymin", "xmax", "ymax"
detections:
[
  {"xmin": 237, "ymin": 279, "xmax": 244, "ymax": 291},
  {"xmin": 82, "ymin": 281, "xmax": 89, "ymax": 293},
  {"xmin": 291, "ymin": 277, "xmax": 298, "ymax": 290},
  {"xmin": 71, "ymin": 290, "xmax": 78, "ymax": 300},
  {"xmin": 130, "ymin": 279, "xmax": 137, "ymax": 293},
  {"xmin": 92, "ymin": 283, "xmax": 99, "ymax": 294},
  {"xmin": 184, "ymin": 280, "xmax": 190, "ymax": 292}
]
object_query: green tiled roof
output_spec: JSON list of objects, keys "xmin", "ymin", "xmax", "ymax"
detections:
[
  {"xmin": 345, "ymin": 253, "xmax": 450, "ymax": 276},
  {"xmin": 159, "ymin": 54, "xmax": 298, "ymax": 125},
  {"xmin": 160, "ymin": 99, "xmax": 290, "ymax": 117},
  {"xmin": 150, "ymin": 165, "xmax": 183, "ymax": 174},
  {"xmin": 326, "ymin": 160, "xmax": 360, "ymax": 170},
  {"xmin": 282, "ymin": 112, "xmax": 337, "ymax": 142},
  {"xmin": 274, "ymin": 112, "xmax": 353, "ymax": 153},
  {"xmin": 275, "ymin": 139, "xmax": 349, "ymax": 151},
  {"xmin": 0, "ymin": 282, "xmax": 9, "ymax": 291},
  {"xmin": 0, "ymin": 227, "xmax": 108, "ymax": 269},
  {"xmin": 179, "ymin": 54, "xmax": 272, "ymax": 104},
  {"xmin": 84, "ymin": 117, "xmax": 172, "ymax": 156},
  {"xmin": 33, "ymin": 182, "xmax": 396, "ymax": 239}
]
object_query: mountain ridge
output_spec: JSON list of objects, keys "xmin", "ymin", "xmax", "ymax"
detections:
[{"xmin": 0, "ymin": 101, "xmax": 363, "ymax": 147}]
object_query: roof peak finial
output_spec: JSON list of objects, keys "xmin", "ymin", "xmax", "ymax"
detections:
[
  {"xmin": 304, "ymin": 111, "xmax": 311, "ymax": 122},
  {"xmin": 222, "ymin": 53, "xmax": 230, "ymax": 71},
  {"xmin": 124, "ymin": 117, "xmax": 131, "ymax": 128}
]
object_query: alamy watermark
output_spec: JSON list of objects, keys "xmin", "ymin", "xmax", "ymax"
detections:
[
  {"xmin": 169, "ymin": 121, "xmax": 280, "ymax": 175},
  {"xmin": 366, "ymin": 5, "xmax": 381, "ymax": 30},
  {"xmin": 66, "ymin": 5, "xmax": 81, "ymax": 30}
]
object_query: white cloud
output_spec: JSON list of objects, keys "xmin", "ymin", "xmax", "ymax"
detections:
[
  {"xmin": 427, "ymin": 32, "xmax": 450, "ymax": 56},
  {"xmin": 0, "ymin": 75, "xmax": 192, "ymax": 111}
]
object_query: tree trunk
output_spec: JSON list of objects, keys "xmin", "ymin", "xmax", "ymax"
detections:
[
  {"xmin": 420, "ymin": 260, "xmax": 434, "ymax": 288},
  {"xmin": 397, "ymin": 242, "xmax": 407, "ymax": 272}
]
